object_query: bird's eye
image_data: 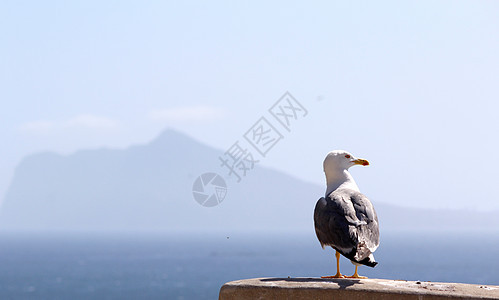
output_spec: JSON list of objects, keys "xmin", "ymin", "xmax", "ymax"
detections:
[{"xmin": 345, "ymin": 155, "xmax": 351, "ymax": 158}]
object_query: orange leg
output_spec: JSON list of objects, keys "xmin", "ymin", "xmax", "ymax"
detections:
[
  {"xmin": 347, "ymin": 266, "xmax": 367, "ymax": 279},
  {"xmin": 321, "ymin": 250, "xmax": 345, "ymax": 278}
]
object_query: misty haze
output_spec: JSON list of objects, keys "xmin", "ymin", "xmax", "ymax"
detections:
[{"xmin": 2, "ymin": 1, "xmax": 499, "ymax": 299}]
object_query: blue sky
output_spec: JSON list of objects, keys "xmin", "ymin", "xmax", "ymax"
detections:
[{"xmin": 1, "ymin": 1, "xmax": 499, "ymax": 210}]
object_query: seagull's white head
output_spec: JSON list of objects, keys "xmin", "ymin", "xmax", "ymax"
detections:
[
  {"xmin": 323, "ymin": 150, "xmax": 369, "ymax": 173},
  {"xmin": 323, "ymin": 150, "xmax": 369, "ymax": 195}
]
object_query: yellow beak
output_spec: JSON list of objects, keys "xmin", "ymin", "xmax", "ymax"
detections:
[{"xmin": 353, "ymin": 158, "xmax": 370, "ymax": 166}]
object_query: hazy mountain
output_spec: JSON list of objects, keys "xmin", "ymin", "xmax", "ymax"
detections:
[
  {"xmin": 0, "ymin": 129, "xmax": 322, "ymax": 232},
  {"xmin": 0, "ymin": 129, "xmax": 497, "ymax": 233}
]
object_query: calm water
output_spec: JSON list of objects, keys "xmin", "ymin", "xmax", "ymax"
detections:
[{"xmin": 0, "ymin": 231, "xmax": 498, "ymax": 299}]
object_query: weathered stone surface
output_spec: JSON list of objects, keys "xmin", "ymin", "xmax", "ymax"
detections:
[{"xmin": 219, "ymin": 277, "xmax": 499, "ymax": 300}]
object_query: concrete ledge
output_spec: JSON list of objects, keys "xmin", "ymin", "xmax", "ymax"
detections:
[{"xmin": 219, "ymin": 278, "xmax": 499, "ymax": 300}]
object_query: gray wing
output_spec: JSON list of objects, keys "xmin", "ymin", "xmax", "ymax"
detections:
[
  {"xmin": 349, "ymin": 190, "xmax": 379, "ymax": 253},
  {"xmin": 314, "ymin": 189, "xmax": 379, "ymax": 266}
]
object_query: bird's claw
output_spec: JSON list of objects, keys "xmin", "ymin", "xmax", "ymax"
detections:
[
  {"xmin": 346, "ymin": 274, "xmax": 367, "ymax": 279},
  {"xmin": 321, "ymin": 273, "xmax": 345, "ymax": 279}
]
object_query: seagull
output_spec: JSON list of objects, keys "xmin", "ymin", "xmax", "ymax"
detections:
[{"xmin": 314, "ymin": 150, "xmax": 379, "ymax": 279}]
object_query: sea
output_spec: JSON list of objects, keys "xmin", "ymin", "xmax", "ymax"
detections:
[{"xmin": 0, "ymin": 230, "xmax": 498, "ymax": 300}]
